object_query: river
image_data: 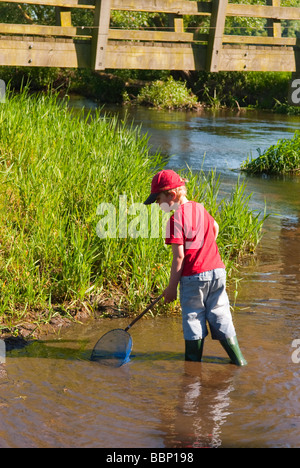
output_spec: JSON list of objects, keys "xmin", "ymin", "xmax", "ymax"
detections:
[{"xmin": 0, "ymin": 102, "xmax": 299, "ymax": 448}]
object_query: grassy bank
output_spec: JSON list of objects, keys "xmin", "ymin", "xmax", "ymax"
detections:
[
  {"xmin": 242, "ymin": 130, "xmax": 300, "ymax": 175},
  {"xmin": 0, "ymin": 90, "xmax": 265, "ymax": 335}
]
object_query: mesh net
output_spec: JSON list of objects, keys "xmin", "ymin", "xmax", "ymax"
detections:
[{"xmin": 91, "ymin": 329, "xmax": 133, "ymax": 367}]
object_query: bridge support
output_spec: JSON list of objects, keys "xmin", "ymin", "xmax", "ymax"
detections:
[
  {"xmin": 206, "ymin": 0, "xmax": 228, "ymax": 72},
  {"xmin": 92, "ymin": 0, "xmax": 112, "ymax": 70},
  {"xmin": 55, "ymin": 7, "xmax": 72, "ymax": 28}
]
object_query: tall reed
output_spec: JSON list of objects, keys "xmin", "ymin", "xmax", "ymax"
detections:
[
  {"xmin": 241, "ymin": 130, "xmax": 300, "ymax": 175},
  {"xmin": 0, "ymin": 90, "xmax": 265, "ymax": 330}
]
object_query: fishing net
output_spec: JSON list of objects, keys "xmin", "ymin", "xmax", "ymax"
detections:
[{"xmin": 91, "ymin": 329, "xmax": 133, "ymax": 367}]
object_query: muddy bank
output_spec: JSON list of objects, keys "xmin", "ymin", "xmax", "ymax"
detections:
[{"xmin": 0, "ymin": 290, "xmax": 163, "ymax": 347}]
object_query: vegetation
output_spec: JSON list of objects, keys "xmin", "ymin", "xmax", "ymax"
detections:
[
  {"xmin": 0, "ymin": 0, "xmax": 300, "ymax": 113},
  {"xmin": 193, "ymin": 71, "xmax": 293, "ymax": 110},
  {"xmin": 136, "ymin": 76, "xmax": 199, "ymax": 110},
  {"xmin": 187, "ymin": 172, "xmax": 266, "ymax": 266},
  {"xmin": 0, "ymin": 89, "xmax": 266, "ymax": 333},
  {"xmin": 241, "ymin": 130, "xmax": 300, "ymax": 175}
]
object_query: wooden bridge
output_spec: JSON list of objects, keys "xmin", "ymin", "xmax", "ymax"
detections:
[{"xmin": 0, "ymin": 0, "xmax": 299, "ymax": 72}]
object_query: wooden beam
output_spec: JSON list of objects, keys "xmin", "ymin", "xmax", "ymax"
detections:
[
  {"xmin": 220, "ymin": 45, "xmax": 297, "ymax": 72},
  {"xmin": 108, "ymin": 29, "xmax": 193, "ymax": 43},
  {"xmin": 3, "ymin": 26, "xmax": 295, "ymax": 47},
  {"xmin": 174, "ymin": 18, "xmax": 184, "ymax": 34},
  {"xmin": 227, "ymin": 3, "xmax": 300, "ymax": 21},
  {"xmin": 105, "ymin": 42, "xmax": 207, "ymax": 70},
  {"xmin": 2, "ymin": 0, "xmax": 212, "ymax": 14},
  {"xmin": 92, "ymin": 0, "xmax": 111, "ymax": 70},
  {"xmin": 223, "ymin": 35, "xmax": 296, "ymax": 47},
  {"xmin": 110, "ymin": 0, "xmax": 212, "ymax": 15},
  {"xmin": 0, "ymin": 38, "xmax": 91, "ymax": 67},
  {"xmin": 105, "ymin": 42, "xmax": 297, "ymax": 72},
  {"xmin": 206, "ymin": 0, "xmax": 228, "ymax": 72},
  {"xmin": 0, "ymin": 38, "xmax": 297, "ymax": 72},
  {"xmin": 0, "ymin": 23, "xmax": 92, "ymax": 37},
  {"xmin": 266, "ymin": 0, "xmax": 282, "ymax": 39},
  {"xmin": 2, "ymin": 0, "xmax": 300, "ymax": 18},
  {"xmin": 0, "ymin": 24, "xmax": 193, "ymax": 41},
  {"xmin": 2, "ymin": 0, "xmax": 95, "ymax": 8},
  {"xmin": 55, "ymin": 7, "xmax": 72, "ymax": 27}
]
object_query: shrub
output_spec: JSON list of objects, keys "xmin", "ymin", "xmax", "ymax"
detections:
[{"xmin": 137, "ymin": 76, "xmax": 198, "ymax": 109}]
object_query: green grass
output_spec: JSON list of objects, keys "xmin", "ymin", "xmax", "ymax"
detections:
[
  {"xmin": 0, "ymin": 89, "xmax": 266, "ymax": 332},
  {"xmin": 137, "ymin": 76, "xmax": 199, "ymax": 110},
  {"xmin": 186, "ymin": 171, "xmax": 266, "ymax": 270},
  {"xmin": 241, "ymin": 130, "xmax": 300, "ymax": 175}
]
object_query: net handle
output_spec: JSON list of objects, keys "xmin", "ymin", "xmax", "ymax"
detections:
[{"xmin": 124, "ymin": 294, "xmax": 164, "ymax": 332}]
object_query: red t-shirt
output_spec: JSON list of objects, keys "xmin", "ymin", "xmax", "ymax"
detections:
[{"xmin": 165, "ymin": 201, "xmax": 225, "ymax": 276}]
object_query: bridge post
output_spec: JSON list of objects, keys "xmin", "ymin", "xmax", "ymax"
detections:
[
  {"xmin": 267, "ymin": 0, "xmax": 282, "ymax": 39},
  {"xmin": 206, "ymin": 0, "xmax": 228, "ymax": 72},
  {"xmin": 92, "ymin": 0, "xmax": 112, "ymax": 70},
  {"xmin": 55, "ymin": 7, "xmax": 72, "ymax": 27}
]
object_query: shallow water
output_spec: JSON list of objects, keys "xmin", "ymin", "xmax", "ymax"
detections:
[
  {"xmin": 0, "ymin": 103, "xmax": 299, "ymax": 448},
  {"xmin": 1, "ymin": 299, "xmax": 299, "ymax": 448}
]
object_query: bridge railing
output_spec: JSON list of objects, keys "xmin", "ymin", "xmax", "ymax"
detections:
[{"xmin": 0, "ymin": 0, "xmax": 299, "ymax": 71}]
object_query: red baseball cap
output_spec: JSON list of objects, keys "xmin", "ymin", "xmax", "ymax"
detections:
[{"xmin": 144, "ymin": 170, "xmax": 186, "ymax": 205}]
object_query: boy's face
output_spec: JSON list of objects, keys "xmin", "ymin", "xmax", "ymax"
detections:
[{"xmin": 156, "ymin": 191, "xmax": 178, "ymax": 213}]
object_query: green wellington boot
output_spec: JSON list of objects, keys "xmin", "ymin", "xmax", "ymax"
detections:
[
  {"xmin": 185, "ymin": 339, "xmax": 204, "ymax": 362},
  {"xmin": 220, "ymin": 336, "xmax": 247, "ymax": 366}
]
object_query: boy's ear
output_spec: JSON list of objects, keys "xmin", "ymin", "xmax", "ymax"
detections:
[{"xmin": 169, "ymin": 190, "xmax": 177, "ymax": 200}]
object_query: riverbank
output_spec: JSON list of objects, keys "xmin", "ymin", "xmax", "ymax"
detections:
[
  {"xmin": 0, "ymin": 89, "xmax": 267, "ymax": 338},
  {"xmin": 1, "ymin": 67, "xmax": 299, "ymax": 114}
]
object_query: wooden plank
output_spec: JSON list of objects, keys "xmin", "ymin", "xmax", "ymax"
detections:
[
  {"xmin": 267, "ymin": 0, "xmax": 281, "ymax": 39},
  {"xmin": 105, "ymin": 42, "xmax": 207, "ymax": 70},
  {"xmin": 105, "ymin": 42, "xmax": 297, "ymax": 72},
  {"xmin": 0, "ymin": 23, "xmax": 92, "ymax": 37},
  {"xmin": 206, "ymin": 0, "xmax": 228, "ymax": 72},
  {"xmin": 1, "ymin": 0, "xmax": 95, "ymax": 8},
  {"xmin": 92, "ymin": 0, "xmax": 111, "ymax": 70},
  {"xmin": 1, "ymin": 0, "xmax": 212, "ymax": 14},
  {"xmin": 0, "ymin": 38, "xmax": 297, "ymax": 72},
  {"xmin": 0, "ymin": 38, "xmax": 90, "ymax": 67},
  {"xmin": 0, "ymin": 24, "xmax": 193, "ymax": 41},
  {"xmin": 2, "ymin": 0, "xmax": 300, "ymax": 18},
  {"xmin": 220, "ymin": 45, "xmax": 297, "ymax": 72},
  {"xmin": 110, "ymin": 0, "xmax": 212, "ymax": 15},
  {"xmin": 174, "ymin": 18, "xmax": 184, "ymax": 34},
  {"xmin": 223, "ymin": 35, "xmax": 296, "ymax": 47},
  {"xmin": 227, "ymin": 3, "xmax": 300, "ymax": 21},
  {"xmin": 108, "ymin": 29, "xmax": 193, "ymax": 42},
  {"xmin": 55, "ymin": 7, "xmax": 72, "ymax": 27}
]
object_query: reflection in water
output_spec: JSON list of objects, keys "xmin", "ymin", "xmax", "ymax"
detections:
[
  {"xmin": 162, "ymin": 362, "xmax": 235, "ymax": 448},
  {"xmin": 280, "ymin": 217, "xmax": 300, "ymax": 283}
]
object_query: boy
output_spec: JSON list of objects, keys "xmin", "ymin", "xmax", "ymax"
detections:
[{"xmin": 144, "ymin": 169, "xmax": 247, "ymax": 366}]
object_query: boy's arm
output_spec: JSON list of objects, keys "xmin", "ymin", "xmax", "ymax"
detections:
[
  {"xmin": 163, "ymin": 243, "xmax": 185, "ymax": 304},
  {"xmin": 213, "ymin": 220, "xmax": 219, "ymax": 240}
]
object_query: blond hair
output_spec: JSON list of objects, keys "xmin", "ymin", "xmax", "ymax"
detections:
[{"xmin": 163, "ymin": 178, "xmax": 188, "ymax": 203}]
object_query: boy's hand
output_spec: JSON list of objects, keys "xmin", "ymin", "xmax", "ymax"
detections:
[{"xmin": 163, "ymin": 285, "xmax": 178, "ymax": 304}]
